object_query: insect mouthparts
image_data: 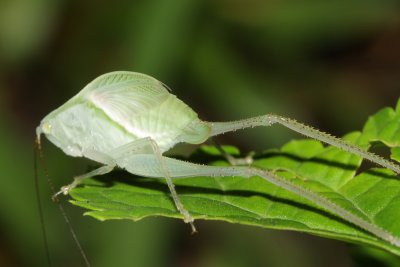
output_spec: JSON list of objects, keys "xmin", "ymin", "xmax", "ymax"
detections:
[{"xmin": 42, "ymin": 122, "xmax": 52, "ymax": 134}]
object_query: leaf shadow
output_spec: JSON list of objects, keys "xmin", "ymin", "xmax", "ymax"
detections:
[{"xmin": 87, "ymin": 170, "xmax": 367, "ymax": 232}]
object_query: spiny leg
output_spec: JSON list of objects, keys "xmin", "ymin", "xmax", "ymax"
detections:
[
  {"xmin": 126, "ymin": 154, "xmax": 400, "ymax": 247},
  {"xmin": 54, "ymin": 139, "xmax": 157, "ymax": 199},
  {"xmin": 207, "ymin": 114, "xmax": 400, "ymax": 175},
  {"xmin": 53, "ymin": 149, "xmax": 117, "ymax": 199},
  {"xmin": 211, "ymin": 139, "xmax": 291, "ymax": 176},
  {"xmin": 211, "ymin": 138, "xmax": 254, "ymax": 166},
  {"xmin": 111, "ymin": 137, "xmax": 196, "ymax": 232},
  {"xmin": 53, "ymin": 139, "xmax": 160, "ymax": 199},
  {"xmin": 147, "ymin": 139, "xmax": 196, "ymax": 232},
  {"xmin": 53, "ymin": 165, "xmax": 115, "ymax": 200}
]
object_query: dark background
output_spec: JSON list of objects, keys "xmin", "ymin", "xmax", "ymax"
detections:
[{"xmin": 1, "ymin": 1, "xmax": 400, "ymax": 266}]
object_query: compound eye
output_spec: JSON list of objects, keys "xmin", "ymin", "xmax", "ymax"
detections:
[{"xmin": 42, "ymin": 122, "xmax": 52, "ymax": 134}]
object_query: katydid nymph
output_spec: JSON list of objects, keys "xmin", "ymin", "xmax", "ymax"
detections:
[{"xmin": 36, "ymin": 71, "xmax": 400, "ymax": 247}]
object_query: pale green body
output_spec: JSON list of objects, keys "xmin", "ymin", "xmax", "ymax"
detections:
[
  {"xmin": 37, "ymin": 71, "xmax": 400, "ymax": 248},
  {"xmin": 37, "ymin": 72, "xmax": 210, "ymax": 163}
]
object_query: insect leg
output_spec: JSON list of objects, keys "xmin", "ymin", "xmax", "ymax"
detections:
[
  {"xmin": 207, "ymin": 115, "xmax": 400, "ymax": 175},
  {"xmin": 211, "ymin": 138, "xmax": 254, "ymax": 166},
  {"xmin": 54, "ymin": 140, "xmax": 161, "ymax": 199},
  {"xmin": 125, "ymin": 154, "xmax": 400, "ymax": 247},
  {"xmin": 112, "ymin": 137, "xmax": 196, "ymax": 232},
  {"xmin": 148, "ymin": 139, "xmax": 196, "ymax": 232},
  {"xmin": 53, "ymin": 165, "xmax": 115, "ymax": 200},
  {"xmin": 53, "ymin": 149, "xmax": 117, "ymax": 199}
]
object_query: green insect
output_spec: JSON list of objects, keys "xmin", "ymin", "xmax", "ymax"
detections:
[{"xmin": 36, "ymin": 71, "xmax": 400, "ymax": 246}]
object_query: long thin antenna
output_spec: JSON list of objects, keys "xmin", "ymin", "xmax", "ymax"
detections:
[
  {"xmin": 34, "ymin": 141, "xmax": 52, "ymax": 266},
  {"xmin": 35, "ymin": 138, "xmax": 91, "ymax": 267}
]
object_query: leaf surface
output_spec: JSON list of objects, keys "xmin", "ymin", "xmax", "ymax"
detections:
[{"xmin": 70, "ymin": 100, "xmax": 400, "ymax": 255}]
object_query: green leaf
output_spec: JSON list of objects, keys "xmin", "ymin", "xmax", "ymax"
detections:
[
  {"xmin": 362, "ymin": 99, "xmax": 400, "ymax": 148},
  {"xmin": 70, "ymin": 100, "xmax": 400, "ymax": 255},
  {"xmin": 362, "ymin": 99, "xmax": 400, "ymax": 164},
  {"xmin": 392, "ymin": 148, "xmax": 400, "ymax": 163}
]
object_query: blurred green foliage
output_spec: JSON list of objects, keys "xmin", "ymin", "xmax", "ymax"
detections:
[{"xmin": 1, "ymin": 0, "xmax": 400, "ymax": 266}]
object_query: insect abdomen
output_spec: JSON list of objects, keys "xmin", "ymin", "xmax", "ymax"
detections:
[{"xmin": 129, "ymin": 94, "xmax": 198, "ymax": 150}]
